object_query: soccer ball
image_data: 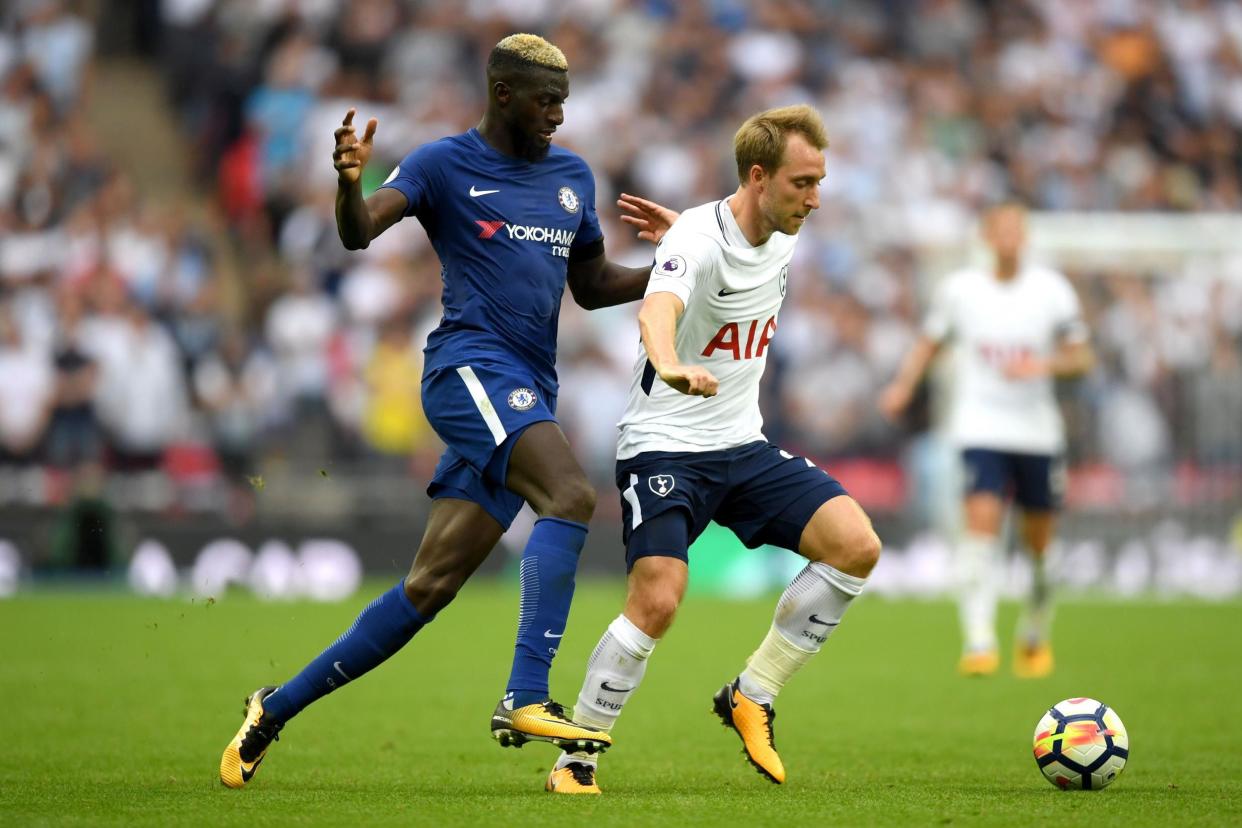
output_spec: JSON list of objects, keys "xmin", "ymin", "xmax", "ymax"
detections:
[{"xmin": 1032, "ymin": 698, "xmax": 1129, "ymax": 790}]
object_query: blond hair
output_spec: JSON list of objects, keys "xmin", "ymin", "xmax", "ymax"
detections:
[
  {"xmin": 733, "ymin": 105, "xmax": 828, "ymax": 184},
  {"xmin": 491, "ymin": 33, "xmax": 568, "ymax": 72}
]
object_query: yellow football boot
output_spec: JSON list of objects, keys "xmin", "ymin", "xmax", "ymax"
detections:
[
  {"xmin": 220, "ymin": 686, "xmax": 283, "ymax": 789},
  {"xmin": 957, "ymin": 649, "xmax": 1000, "ymax": 677},
  {"xmin": 1013, "ymin": 642, "xmax": 1054, "ymax": 678},
  {"xmin": 490, "ymin": 697, "xmax": 611, "ymax": 754},
  {"xmin": 712, "ymin": 679, "xmax": 785, "ymax": 784},
  {"xmin": 545, "ymin": 761, "xmax": 602, "ymax": 795}
]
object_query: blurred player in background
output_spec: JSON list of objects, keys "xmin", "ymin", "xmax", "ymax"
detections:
[
  {"xmin": 879, "ymin": 203, "xmax": 1094, "ymax": 678},
  {"xmin": 221, "ymin": 33, "xmax": 677, "ymax": 788},
  {"xmin": 544, "ymin": 106, "xmax": 881, "ymax": 794}
]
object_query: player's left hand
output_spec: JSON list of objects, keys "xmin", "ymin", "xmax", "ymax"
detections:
[
  {"xmin": 1002, "ymin": 353, "xmax": 1049, "ymax": 380},
  {"xmin": 618, "ymin": 193, "xmax": 678, "ymax": 244},
  {"xmin": 658, "ymin": 363, "xmax": 719, "ymax": 397}
]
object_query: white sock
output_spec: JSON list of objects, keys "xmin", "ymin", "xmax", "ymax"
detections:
[
  {"xmin": 956, "ymin": 532, "xmax": 1001, "ymax": 653},
  {"xmin": 557, "ymin": 614, "xmax": 657, "ymax": 770},
  {"xmin": 1018, "ymin": 548, "xmax": 1053, "ymax": 645},
  {"xmin": 738, "ymin": 561, "xmax": 866, "ymax": 705}
]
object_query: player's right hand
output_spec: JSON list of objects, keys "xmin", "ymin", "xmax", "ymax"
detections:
[
  {"xmin": 877, "ymin": 382, "xmax": 910, "ymax": 421},
  {"xmin": 659, "ymin": 363, "xmax": 719, "ymax": 397},
  {"xmin": 334, "ymin": 108, "xmax": 377, "ymax": 185},
  {"xmin": 618, "ymin": 193, "xmax": 679, "ymax": 244}
]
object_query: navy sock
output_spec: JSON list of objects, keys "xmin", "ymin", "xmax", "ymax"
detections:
[
  {"xmin": 506, "ymin": 517, "xmax": 587, "ymax": 707},
  {"xmin": 263, "ymin": 581, "xmax": 428, "ymax": 723}
]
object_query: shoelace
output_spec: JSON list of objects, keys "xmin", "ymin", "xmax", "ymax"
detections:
[
  {"xmin": 541, "ymin": 700, "xmax": 570, "ymax": 720},
  {"xmin": 566, "ymin": 763, "xmax": 595, "ymax": 786},
  {"xmin": 239, "ymin": 718, "xmax": 283, "ymax": 762},
  {"xmin": 761, "ymin": 706, "xmax": 778, "ymax": 749}
]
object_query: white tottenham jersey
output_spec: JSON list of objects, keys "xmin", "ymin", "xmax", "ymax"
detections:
[
  {"xmin": 617, "ymin": 198, "xmax": 797, "ymax": 459},
  {"xmin": 924, "ymin": 263, "xmax": 1087, "ymax": 454}
]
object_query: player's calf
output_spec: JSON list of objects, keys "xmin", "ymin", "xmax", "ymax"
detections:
[{"xmin": 723, "ymin": 553, "xmax": 869, "ymax": 783}]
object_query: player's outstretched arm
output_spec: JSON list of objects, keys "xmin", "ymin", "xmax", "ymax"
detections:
[
  {"xmin": 878, "ymin": 335, "xmax": 940, "ymax": 420},
  {"xmin": 333, "ymin": 108, "xmax": 406, "ymax": 250},
  {"xmin": 566, "ymin": 194, "xmax": 680, "ymax": 309},
  {"xmin": 638, "ymin": 291, "xmax": 718, "ymax": 398},
  {"xmin": 566, "ymin": 252, "xmax": 652, "ymax": 309}
]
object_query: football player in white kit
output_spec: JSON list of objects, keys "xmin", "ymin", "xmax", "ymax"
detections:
[
  {"xmin": 879, "ymin": 203, "xmax": 1094, "ymax": 678},
  {"xmin": 544, "ymin": 105, "xmax": 882, "ymax": 794}
]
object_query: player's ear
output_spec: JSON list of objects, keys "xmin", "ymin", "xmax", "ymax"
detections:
[
  {"xmin": 492, "ymin": 80, "xmax": 512, "ymax": 106},
  {"xmin": 748, "ymin": 163, "xmax": 767, "ymax": 189}
]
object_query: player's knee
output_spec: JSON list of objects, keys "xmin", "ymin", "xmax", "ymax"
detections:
[
  {"xmin": 403, "ymin": 567, "xmax": 464, "ymax": 616},
  {"xmin": 841, "ymin": 528, "xmax": 882, "ymax": 577},
  {"xmin": 545, "ymin": 476, "xmax": 596, "ymax": 523},
  {"xmin": 631, "ymin": 587, "xmax": 680, "ymax": 637},
  {"xmin": 810, "ymin": 526, "xmax": 881, "ymax": 578}
]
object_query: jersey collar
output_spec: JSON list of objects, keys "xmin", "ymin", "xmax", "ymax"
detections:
[
  {"xmin": 465, "ymin": 128, "xmax": 543, "ymax": 167},
  {"xmin": 716, "ymin": 197, "xmax": 754, "ymax": 249}
]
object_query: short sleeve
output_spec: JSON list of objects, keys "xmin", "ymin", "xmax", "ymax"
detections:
[
  {"xmin": 645, "ymin": 227, "xmax": 713, "ymax": 307},
  {"xmin": 922, "ymin": 274, "xmax": 957, "ymax": 343},
  {"xmin": 1051, "ymin": 273, "xmax": 1088, "ymax": 343},
  {"xmin": 569, "ymin": 165, "xmax": 603, "ymax": 251},
  {"xmin": 378, "ymin": 145, "xmax": 438, "ymax": 218}
]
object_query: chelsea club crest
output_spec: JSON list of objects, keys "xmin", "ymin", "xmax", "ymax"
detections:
[
  {"xmin": 508, "ymin": 387, "xmax": 538, "ymax": 411},
  {"xmin": 557, "ymin": 186, "xmax": 580, "ymax": 214}
]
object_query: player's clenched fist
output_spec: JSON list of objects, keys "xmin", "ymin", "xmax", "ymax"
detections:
[
  {"xmin": 658, "ymin": 364, "xmax": 719, "ymax": 397},
  {"xmin": 333, "ymin": 108, "xmax": 378, "ymax": 185}
]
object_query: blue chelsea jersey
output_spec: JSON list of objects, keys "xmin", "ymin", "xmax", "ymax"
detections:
[{"xmin": 379, "ymin": 128, "xmax": 603, "ymax": 392}]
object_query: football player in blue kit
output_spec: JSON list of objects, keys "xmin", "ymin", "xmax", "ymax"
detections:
[{"xmin": 221, "ymin": 33, "xmax": 677, "ymax": 788}]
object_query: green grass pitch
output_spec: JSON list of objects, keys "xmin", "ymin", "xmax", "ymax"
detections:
[{"xmin": 2, "ymin": 582, "xmax": 1240, "ymax": 826}]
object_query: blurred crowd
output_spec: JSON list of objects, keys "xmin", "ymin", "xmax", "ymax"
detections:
[{"xmin": 1, "ymin": 0, "xmax": 1241, "ymax": 522}]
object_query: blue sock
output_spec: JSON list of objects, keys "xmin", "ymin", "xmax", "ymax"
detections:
[
  {"xmin": 506, "ymin": 517, "xmax": 587, "ymax": 707},
  {"xmin": 263, "ymin": 581, "xmax": 428, "ymax": 723}
]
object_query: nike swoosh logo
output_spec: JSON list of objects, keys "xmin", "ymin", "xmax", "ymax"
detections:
[
  {"xmin": 544, "ymin": 630, "xmax": 564, "ymax": 639},
  {"xmin": 469, "ymin": 186, "xmax": 500, "ymax": 197},
  {"xmin": 718, "ymin": 288, "xmax": 740, "ymax": 296},
  {"xmin": 808, "ymin": 615, "xmax": 839, "ymax": 627},
  {"xmin": 600, "ymin": 681, "xmax": 633, "ymax": 693},
  {"xmin": 333, "ymin": 661, "xmax": 352, "ymax": 681},
  {"xmin": 240, "ymin": 756, "xmax": 263, "ymax": 782},
  {"xmin": 530, "ymin": 716, "xmax": 585, "ymax": 728}
]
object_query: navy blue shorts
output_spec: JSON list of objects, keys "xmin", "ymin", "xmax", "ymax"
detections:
[
  {"xmin": 961, "ymin": 448, "xmax": 1064, "ymax": 511},
  {"xmin": 422, "ymin": 362, "xmax": 557, "ymax": 529},
  {"xmin": 615, "ymin": 441, "xmax": 849, "ymax": 571}
]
